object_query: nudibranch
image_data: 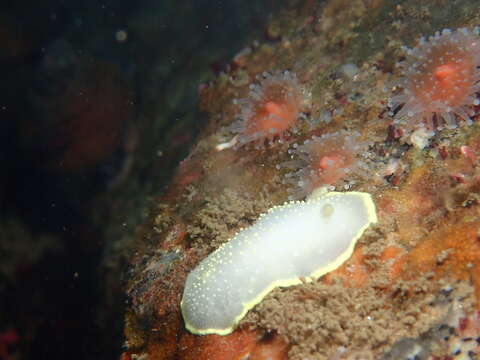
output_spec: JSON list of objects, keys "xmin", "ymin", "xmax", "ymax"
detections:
[
  {"xmin": 181, "ymin": 189, "xmax": 377, "ymax": 335},
  {"xmin": 388, "ymin": 28, "xmax": 480, "ymax": 132}
]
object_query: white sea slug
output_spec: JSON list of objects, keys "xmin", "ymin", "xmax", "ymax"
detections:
[{"xmin": 181, "ymin": 189, "xmax": 377, "ymax": 335}]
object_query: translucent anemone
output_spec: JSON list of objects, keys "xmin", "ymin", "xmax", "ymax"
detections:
[
  {"xmin": 230, "ymin": 71, "xmax": 303, "ymax": 148},
  {"xmin": 278, "ymin": 130, "xmax": 368, "ymax": 199},
  {"xmin": 388, "ymin": 28, "xmax": 480, "ymax": 132}
]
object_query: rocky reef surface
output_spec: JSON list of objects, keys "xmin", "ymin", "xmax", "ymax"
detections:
[{"xmin": 117, "ymin": 1, "xmax": 480, "ymax": 359}]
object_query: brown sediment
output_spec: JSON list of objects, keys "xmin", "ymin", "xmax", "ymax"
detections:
[
  {"xmin": 185, "ymin": 188, "xmax": 274, "ymax": 251},
  {"xmin": 245, "ymin": 273, "xmax": 474, "ymax": 360}
]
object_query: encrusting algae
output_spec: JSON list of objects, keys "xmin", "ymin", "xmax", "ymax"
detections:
[{"xmin": 121, "ymin": 1, "xmax": 480, "ymax": 359}]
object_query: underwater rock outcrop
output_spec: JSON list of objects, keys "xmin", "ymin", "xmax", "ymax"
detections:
[{"xmin": 120, "ymin": 0, "xmax": 480, "ymax": 359}]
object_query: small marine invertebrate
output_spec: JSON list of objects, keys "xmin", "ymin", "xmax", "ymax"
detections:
[
  {"xmin": 388, "ymin": 28, "xmax": 480, "ymax": 132},
  {"xmin": 181, "ymin": 189, "xmax": 377, "ymax": 335},
  {"xmin": 278, "ymin": 130, "xmax": 367, "ymax": 199},
  {"xmin": 230, "ymin": 71, "xmax": 302, "ymax": 147}
]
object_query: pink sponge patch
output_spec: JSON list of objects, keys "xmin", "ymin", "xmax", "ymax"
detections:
[{"xmin": 388, "ymin": 28, "xmax": 480, "ymax": 132}]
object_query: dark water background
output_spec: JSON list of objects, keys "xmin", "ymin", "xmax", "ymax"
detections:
[{"xmin": 0, "ymin": 0, "xmax": 284, "ymax": 358}]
